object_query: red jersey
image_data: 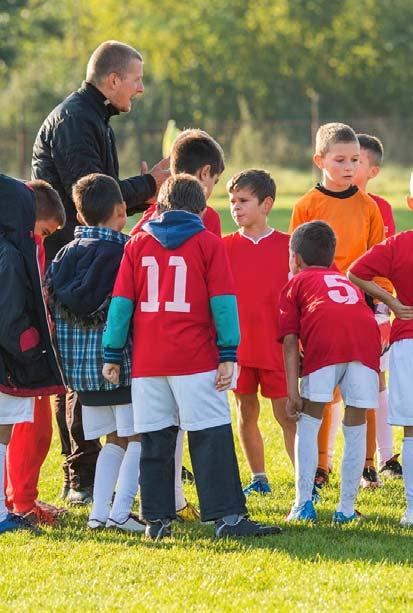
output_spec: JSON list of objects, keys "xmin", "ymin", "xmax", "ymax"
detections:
[
  {"xmin": 278, "ymin": 267, "xmax": 380, "ymax": 375},
  {"xmin": 223, "ymin": 230, "xmax": 290, "ymax": 370},
  {"xmin": 130, "ymin": 203, "xmax": 222, "ymax": 237},
  {"xmin": 369, "ymin": 193, "xmax": 396, "ymax": 238},
  {"xmin": 111, "ymin": 226, "xmax": 236, "ymax": 377},
  {"xmin": 349, "ymin": 231, "xmax": 413, "ymax": 345}
]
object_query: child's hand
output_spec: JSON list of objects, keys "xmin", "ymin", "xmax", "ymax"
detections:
[
  {"xmin": 286, "ymin": 394, "xmax": 303, "ymax": 421},
  {"xmin": 215, "ymin": 362, "xmax": 234, "ymax": 391},
  {"xmin": 389, "ymin": 297, "xmax": 413, "ymax": 320},
  {"xmin": 102, "ymin": 363, "xmax": 120, "ymax": 385}
]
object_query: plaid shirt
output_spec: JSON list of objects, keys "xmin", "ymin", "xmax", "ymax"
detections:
[{"xmin": 50, "ymin": 226, "xmax": 131, "ymax": 392}]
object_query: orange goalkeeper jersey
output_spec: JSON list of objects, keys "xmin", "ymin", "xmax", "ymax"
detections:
[{"xmin": 289, "ymin": 185, "xmax": 385, "ymax": 273}]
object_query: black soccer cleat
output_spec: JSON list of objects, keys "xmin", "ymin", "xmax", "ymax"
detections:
[{"xmin": 215, "ymin": 517, "xmax": 282, "ymax": 539}]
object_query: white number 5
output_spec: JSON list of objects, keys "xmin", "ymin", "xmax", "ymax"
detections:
[{"xmin": 324, "ymin": 274, "xmax": 359, "ymax": 305}]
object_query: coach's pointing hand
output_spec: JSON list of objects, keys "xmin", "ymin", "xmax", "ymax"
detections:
[{"xmin": 149, "ymin": 157, "xmax": 171, "ymax": 192}]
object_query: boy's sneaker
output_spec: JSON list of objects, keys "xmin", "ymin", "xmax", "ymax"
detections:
[
  {"xmin": 181, "ymin": 466, "xmax": 195, "ymax": 483},
  {"xmin": 22, "ymin": 502, "xmax": 60, "ymax": 527},
  {"xmin": 361, "ymin": 466, "xmax": 382, "ymax": 489},
  {"xmin": 67, "ymin": 486, "xmax": 93, "ymax": 505},
  {"xmin": 311, "ymin": 485, "xmax": 322, "ymax": 504},
  {"xmin": 400, "ymin": 510, "xmax": 413, "ymax": 527},
  {"xmin": 36, "ymin": 500, "xmax": 68, "ymax": 516},
  {"xmin": 332, "ymin": 510, "xmax": 365, "ymax": 524},
  {"xmin": 0, "ymin": 512, "xmax": 42, "ymax": 535},
  {"xmin": 176, "ymin": 502, "xmax": 200, "ymax": 522},
  {"xmin": 215, "ymin": 516, "xmax": 282, "ymax": 538},
  {"xmin": 145, "ymin": 519, "xmax": 172, "ymax": 541},
  {"xmin": 106, "ymin": 513, "xmax": 146, "ymax": 533},
  {"xmin": 243, "ymin": 479, "xmax": 272, "ymax": 496},
  {"xmin": 379, "ymin": 455, "xmax": 403, "ymax": 479},
  {"xmin": 87, "ymin": 518, "xmax": 106, "ymax": 530},
  {"xmin": 286, "ymin": 500, "xmax": 317, "ymax": 522},
  {"xmin": 314, "ymin": 467, "xmax": 329, "ymax": 489}
]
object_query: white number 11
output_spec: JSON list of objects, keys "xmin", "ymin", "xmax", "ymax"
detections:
[{"xmin": 140, "ymin": 255, "xmax": 190, "ymax": 313}]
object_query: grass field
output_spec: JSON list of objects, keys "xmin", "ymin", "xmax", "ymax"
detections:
[{"xmin": 1, "ymin": 167, "xmax": 412, "ymax": 611}]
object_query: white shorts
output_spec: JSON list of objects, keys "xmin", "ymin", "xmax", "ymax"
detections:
[
  {"xmin": 0, "ymin": 393, "xmax": 35, "ymax": 425},
  {"xmin": 380, "ymin": 350, "xmax": 390, "ymax": 372},
  {"xmin": 388, "ymin": 339, "xmax": 413, "ymax": 426},
  {"xmin": 300, "ymin": 362, "xmax": 379, "ymax": 409},
  {"xmin": 132, "ymin": 370, "xmax": 231, "ymax": 433},
  {"xmin": 81, "ymin": 403, "xmax": 135, "ymax": 440}
]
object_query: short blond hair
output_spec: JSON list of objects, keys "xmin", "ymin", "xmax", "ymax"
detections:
[{"xmin": 315, "ymin": 123, "xmax": 358, "ymax": 157}]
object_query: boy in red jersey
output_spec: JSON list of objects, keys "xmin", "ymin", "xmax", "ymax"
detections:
[
  {"xmin": 223, "ymin": 169, "xmax": 294, "ymax": 496},
  {"xmin": 103, "ymin": 174, "xmax": 281, "ymax": 540},
  {"xmin": 349, "ymin": 233, "xmax": 413, "ymax": 527},
  {"xmin": 280, "ymin": 221, "xmax": 380, "ymax": 523}
]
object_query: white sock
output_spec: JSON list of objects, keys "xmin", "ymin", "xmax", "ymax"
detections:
[
  {"xmin": 295, "ymin": 414, "xmax": 322, "ymax": 506},
  {"xmin": 175, "ymin": 429, "xmax": 186, "ymax": 511},
  {"xmin": 109, "ymin": 442, "xmax": 141, "ymax": 523},
  {"xmin": 402, "ymin": 437, "xmax": 413, "ymax": 513},
  {"xmin": 90, "ymin": 443, "xmax": 125, "ymax": 523},
  {"xmin": 0, "ymin": 443, "xmax": 7, "ymax": 521},
  {"xmin": 328, "ymin": 401, "xmax": 342, "ymax": 470},
  {"xmin": 376, "ymin": 389, "xmax": 393, "ymax": 466},
  {"xmin": 337, "ymin": 423, "xmax": 366, "ymax": 517}
]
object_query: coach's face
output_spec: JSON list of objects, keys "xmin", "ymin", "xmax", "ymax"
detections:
[{"xmin": 110, "ymin": 59, "xmax": 144, "ymax": 113}]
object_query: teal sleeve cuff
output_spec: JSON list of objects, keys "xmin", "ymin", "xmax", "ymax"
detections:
[
  {"xmin": 103, "ymin": 296, "xmax": 134, "ymax": 350},
  {"xmin": 103, "ymin": 347, "xmax": 123, "ymax": 365},
  {"xmin": 218, "ymin": 346, "xmax": 238, "ymax": 363},
  {"xmin": 209, "ymin": 294, "xmax": 240, "ymax": 348}
]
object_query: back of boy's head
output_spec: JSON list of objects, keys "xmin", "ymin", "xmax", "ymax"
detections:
[
  {"xmin": 290, "ymin": 221, "xmax": 336, "ymax": 268},
  {"xmin": 158, "ymin": 173, "xmax": 206, "ymax": 214},
  {"xmin": 357, "ymin": 133, "xmax": 384, "ymax": 166},
  {"xmin": 226, "ymin": 169, "xmax": 276, "ymax": 202},
  {"xmin": 315, "ymin": 123, "xmax": 358, "ymax": 157},
  {"xmin": 72, "ymin": 173, "xmax": 123, "ymax": 226},
  {"xmin": 170, "ymin": 129, "xmax": 225, "ymax": 176},
  {"xmin": 27, "ymin": 179, "xmax": 66, "ymax": 227}
]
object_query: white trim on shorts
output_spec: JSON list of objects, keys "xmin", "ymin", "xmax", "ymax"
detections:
[
  {"xmin": 0, "ymin": 393, "xmax": 35, "ymax": 425},
  {"xmin": 388, "ymin": 339, "xmax": 413, "ymax": 426},
  {"xmin": 132, "ymin": 370, "xmax": 231, "ymax": 433},
  {"xmin": 81, "ymin": 403, "xmax": 135, "ymax": 439},
  {"xmin": 300, "ymin": 361, "xmax": 379, "ymax": 409}
]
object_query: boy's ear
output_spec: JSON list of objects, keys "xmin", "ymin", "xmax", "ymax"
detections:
[
  {"xmin": 76, "ymin": 211, "xmax": 86, "ymax": 226},
  {"xmin": 198, "ymin": 164, "xmax": 212, "ymax": 180},
  {"xmin": 368, "ymin": 165, "xmax": 380, "ymax": 180},
  {"xmin": 262, "ymin": 196, "xmax": 274, "ymax": 215},
  {"xmin": 313, "ymin": 153, "xmax": 324, "ymax": 170}
]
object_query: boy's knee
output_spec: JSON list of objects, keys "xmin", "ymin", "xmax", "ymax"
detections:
[
  {"xmin": 343, "ymin": 407, "xmax": 367, "ymax": 427},
  {"xmin": 106, "ymin": 432, "xmax": 127, "ymax": 448}
]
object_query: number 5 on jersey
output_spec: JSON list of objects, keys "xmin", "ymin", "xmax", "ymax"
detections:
[
  {"xmin": 141, "ymin": 255, "xmax": 191, "ymax": 313},
  {"xmin": 324, "ymin": 274, "xmax": 359, "ymax": 305}
]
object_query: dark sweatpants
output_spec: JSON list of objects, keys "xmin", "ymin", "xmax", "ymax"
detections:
[{"xmin": 140, "ymin": 423, "xmax": 247, "ymax": 522}]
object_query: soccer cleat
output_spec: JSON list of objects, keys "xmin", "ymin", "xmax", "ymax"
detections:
[
  {"xmin": 36, "ymin": 500, "xmax": 68, "ymax": 516},
  {"xmin": 176, "ymin": 501, "xmax": 200, "ymax": 522},
  {"xmin": 361, "ymin": 466, "xmax": 382, "ymax": 489},
  {"xmin": 0, "ymin": 512, "xmax": 42, "ymax": 535},
  {"xmin": 106, "ymin": 513, "xmax": 146, "ymax": 533},
  {"xmin": 67, "ymin": 487, "xmax": 93, "ymax": 505},
  {"xmin": 22, "ymin": 502, "xmax": 61, "ymax": 527},
  {"xmin": 286, "ymin": 500, "xmax": 317, "ymax": 522},
  {"xmin": 87, "ymin": 518, "xmax": 106, "ymax": 530},
  {"xmin": 332, "ymin": 510, "xmax": 365, "ymax": 524},
  {"xmin": 215, "ymin": 516, "xmax": 282, "ymax": 538},
  {"xmin": 243, "ymin": 479, "xmax": 272, "ymax": 496},
  {"xmin": 145, "ymin": 519, "xmax": 172, "ymax": 541},
  {"xmin": 400, "ymin": 510, "xmax": 413, "ymax": 527},
  {"xmin": 379, "ymin": 454, "xmax": 403, "ymax": 479},
  {"xmin": 181, "ymin": 466, "xmax": 195, "ymax": 484},
  {"xmin": 311, "ymin": 485, "xmax": 322, "ymax": 504},
  {"xmin": 314, "ymin": 467, "xmax": 329, "ymax": 489}
]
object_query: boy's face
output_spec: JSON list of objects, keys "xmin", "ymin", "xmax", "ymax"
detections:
[
  {"xmin": 289, "ymin": 250, "xmax": 300, "ymax": 275},
  {"xmin": 34, "ymin": 218, "xmax": 60, "ymax": 241},
  {"xmin": 196, "ymin": 165, "xmax": 221, "ymax": 200},
  {"xmin": 353, "ymin": 148, "xmax": 379, "ymax": 190},
  {"xmin": 314, "ymin": 141, "xmax": 360, "ymax": 191},
  {"xmin": 229, "ymin": 187, "xmax": 272, "ymax": 228}
]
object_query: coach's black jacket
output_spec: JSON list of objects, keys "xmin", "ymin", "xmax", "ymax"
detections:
[
  {"xmin": 0, "ymin": 174, "xmax": 65, "ymax": 396},
  {"xmin": 31, "ymin": 81, "xmax": 155, "ymax": 257}
]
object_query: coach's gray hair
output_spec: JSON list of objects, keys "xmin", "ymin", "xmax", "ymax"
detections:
[{"xmin": 86, "ymin": 41, "xmax": 142, "ymax": 84}]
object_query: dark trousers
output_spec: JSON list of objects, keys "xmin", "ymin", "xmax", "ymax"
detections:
[
  {"xmin": 54, "ymin": 391, "xmax": 101, "ymax": 490},
  {"xmin": 140, "ymin": 424, "xmax": 247, "ymax": 522}
]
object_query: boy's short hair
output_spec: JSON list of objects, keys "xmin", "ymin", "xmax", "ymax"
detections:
[
  {"xmin": 290, "ymin": 221, "xmax": 336, "ymax": 268},
  {"xmin": 357, "ymin": 133, "xmax": 384, "ymax": 166},
  {"xmin": 171, "ymin": 129, "xmax": 225, "ymax": 176},
  {"xmin": 226, "ymin": 169, "xmax": 276, "ymax": 202},
  {"xmin": 72, "ymin": 173, "xmax": 124, "ymax": 226},
  {"xmin": 158, "ymin": 174, "xmax": 206, "ymax": 214},
  {"xmin": 315, "ymin": 123, "xmax": 358, "ymax": 157},
  {"xmin": 27, "ymin": 179, "xmax": 66, "ymax": 227}
]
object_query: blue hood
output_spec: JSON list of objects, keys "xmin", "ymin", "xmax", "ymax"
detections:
[{"xmin": 143, "ymin": 210, "xmax": 205, "ymax": 249}]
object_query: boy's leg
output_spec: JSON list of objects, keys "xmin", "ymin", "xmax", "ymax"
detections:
[
  {"xmin": 327, "ymin": 400, "xmax": 342, "ymax": 471},
  {"xmin": 317, "ymin": 403, "xmax": 332, "ymax": 474},
  {"xmin": 174, "ymin": 429, "xmax": 187, "ymax": 511},
  {"xmin": 0, "ymin": 424, "xmax": 13, "ymax": 522},
  {"xmin": 376, "ymin": 372, "xmax": 399, "ymax": 473},
  {"xmin": 270, "ymin": 397, "xmax": 295, "ymax": 465},
  {"xmin": 109, "ymin": 434, "xmax": 142, "ymax": 527},
  {"xmin": 361, "ymin": 409, "xmax": 381, "ymax": 488},
  {"xmin": 337, "ymin": 407, "xmax": 367, "ymax": 517},
  {"xmin": 89, "ymin": 434, "xmax": 125, "ymax": 525},
  {"xmin": 294, "ymin": 400, "xmax": 325, "ymax": 507},
  {"xmin": 401, "ymin": 428, "xmax": 413, "ymax": 524},
  {"xmin": 234, "ymin": 392, "xmax": 265, "ymax": 480},
  {"xmin": 54, "ymin": 393, "xmax": 71, "ymax": 497}
]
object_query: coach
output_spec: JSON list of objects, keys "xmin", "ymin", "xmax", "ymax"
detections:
[{"xmin": 31, "ymin": 40, "xmax": 169, "ymax": 504}]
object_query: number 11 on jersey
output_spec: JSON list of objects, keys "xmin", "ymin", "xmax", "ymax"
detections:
[{"xmin": 140, "ymin": 255, "xmax": 191, "ymax": 313}]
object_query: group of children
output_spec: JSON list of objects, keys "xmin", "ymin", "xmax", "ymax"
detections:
[{"xmin": 1, "ymin": 123, "xmax": 412, "ymax": 539}]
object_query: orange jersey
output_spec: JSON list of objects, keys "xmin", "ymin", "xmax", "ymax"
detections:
[{"xmin": 289, "ymin": 185, "xmax": 385, "ymax": 274}]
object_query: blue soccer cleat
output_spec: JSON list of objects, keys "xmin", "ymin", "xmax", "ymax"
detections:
[
  {"xmin": 332, "ymin": 510, "xmax": 364, "ymax": 524},
  {"xmin": 286, "ymin": 500, "xmax": 317, "ymax": 522},
  {"xmin": 0, "ymin": 512, "xmax": 41, "ymax": 535},
  {"xmin": 243, "ymin": 479, "xmax": 272, "ymax": 496}
]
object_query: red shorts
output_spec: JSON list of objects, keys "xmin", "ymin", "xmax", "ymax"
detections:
[{"xmin": 235, "ymin": 366, "xmax": 287, "ymax": 399}]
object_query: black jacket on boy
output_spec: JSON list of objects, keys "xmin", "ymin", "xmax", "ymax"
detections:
[{"xmin": 0, "ymin": 174, "xmax": 65, "ymax": 396}]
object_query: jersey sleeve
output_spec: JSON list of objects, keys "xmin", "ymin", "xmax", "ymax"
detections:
[
  {"xmin": 367, "ymin": 199, "xmax": 385, "ymax": 249},
  {"xmin": 204, "ymin": 206, "xmax": 222, "ymax": 238},
  {"xmin": 278, "ymin": 279, "xmax": 301, "ymax": 342},
  {"xmin": 349, "ymin": 238, "xmax": 394, "ymax": 282}
]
